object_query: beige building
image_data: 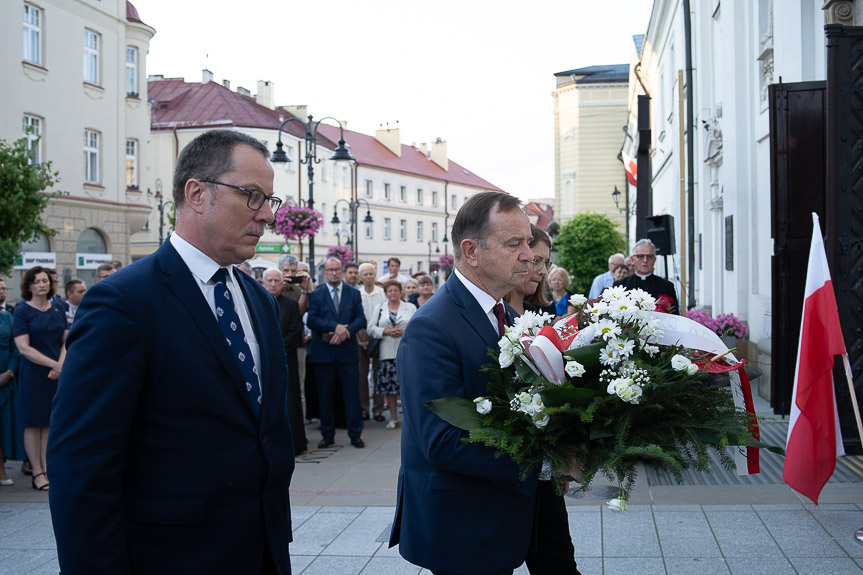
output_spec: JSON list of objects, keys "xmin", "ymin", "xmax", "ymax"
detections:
[
  {"xmin": 553, "ymin": 65, "xmax": 630, "ymax": 230},
  {"xmin": 1, "ymin": 0, "xmax": 154, "ymax": 295}
]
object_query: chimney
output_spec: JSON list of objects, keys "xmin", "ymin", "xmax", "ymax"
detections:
[
  {"xmin": 202, "ymin": 68, "xmax": 214, "ymax": 83},
  {"xmin": 256, "ymin": 80, "xmax": 275, "ymax": 110},
  {"xmin": 375, "ymin": 122, "xmax": 401, "ymax": 157},
  {"xmin": 430, "ymin": 137, "xmax": 448, "ymax": 171},
  {"xmin": 222, "ymin": 79, "xmax": 231, "ymax": 90},
  {"xmin": 279, "ymin": 104, "xmax": 307, "ymax": 119},
  {"xmin": 237, "ymin": 86, "xmax": 251, "ymax": 96},
  {"xmin": 418, "ymin": 142, "xmax": 429, "ymax": 157}
]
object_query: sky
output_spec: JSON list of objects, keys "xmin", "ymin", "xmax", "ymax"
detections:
[{"xmin": 132, "ymin": 0, "xmax": 654, "ymax": 202}]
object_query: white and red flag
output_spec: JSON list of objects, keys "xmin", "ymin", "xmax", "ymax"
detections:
[
  {"xmin": 621, "ymin": 151, "xmax": 637, "ymax": 187},
  {"xmin": 783, "ymin": 213, "xmax": 847, "ymax": 504}
]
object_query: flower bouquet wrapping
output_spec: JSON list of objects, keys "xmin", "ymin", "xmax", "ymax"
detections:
[{"xmin": 426, "ymin": 287, "xmax": 783, "ymax": 511}]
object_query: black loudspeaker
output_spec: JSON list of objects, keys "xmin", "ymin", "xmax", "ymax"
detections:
[{"xmin": 645, "ymin": 214, "xmax": 675, "ymax": 255}]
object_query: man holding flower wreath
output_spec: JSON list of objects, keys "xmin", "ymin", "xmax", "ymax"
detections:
[{"xmin": 389, "ymin": 191, "xmax": 581, "ymax": 574}]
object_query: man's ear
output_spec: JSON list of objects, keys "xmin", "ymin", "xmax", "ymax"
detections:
[
  {"xmin": 185, "ymin": 179, "xmax": 207, "ymax": 214},
  {"xmin": 460, "ymin": 239, "xmax": 479, "ymax": 268}
]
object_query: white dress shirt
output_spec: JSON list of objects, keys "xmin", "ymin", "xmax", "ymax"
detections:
[
  {"xmin": 170, "ymin": 232, "xmax": 262, "ymax": 394},
  {"xmin": 453, "ymin": 267, "xmax": 504, "ymax": 335}
]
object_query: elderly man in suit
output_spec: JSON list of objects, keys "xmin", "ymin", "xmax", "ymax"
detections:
[
  {"xmin": 47, "ymin": 129, "xmax": 295, "ymax": 575},
  {"xmin": 613, "ymin": 238, "xmax": 680, "ymax": 314},
  {"xmin": 389, "ymin": 191, "xmax": 582, "ymax": 575},
  {"xmin": 307, "ymin": 257, "xmax": 366, "ymax": 448}
]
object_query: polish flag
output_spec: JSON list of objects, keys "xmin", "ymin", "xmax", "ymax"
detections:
[
  {"xmin": 621, "ymin": 151, "xmax": 637, "ymax": 187},
  {"xmin": 783, "ymin": 212, "xmax": 846, "ymax": 504}
]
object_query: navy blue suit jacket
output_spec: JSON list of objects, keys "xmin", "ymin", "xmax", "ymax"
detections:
[
  {"xmin": 389, "ymin": 272, "xmax": 538, "ymax": 573},
  {"xmin": 306, "ymin": 283, "xmax": 366, "ymax": 364},
  {"xmin": 47, "ymin": 241, "xmax": 295, "ymax": 575}
]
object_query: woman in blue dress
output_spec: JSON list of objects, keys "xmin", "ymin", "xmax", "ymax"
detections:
[{"xmin": 12, "ymin": 266, "xmax": 67, "ymax": 491}]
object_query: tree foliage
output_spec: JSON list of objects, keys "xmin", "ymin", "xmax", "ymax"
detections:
[
  {"xmin": 554, "ymin": 213, "xmax": 626, "ymax": 296},
  {"xmin": 0, "ymin": 135, "xmax": 63, "ymax": 275}
]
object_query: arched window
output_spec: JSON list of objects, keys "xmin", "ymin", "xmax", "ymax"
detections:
[{"xmin": 76, "ymin": 228, "xmax": 109, "ymax": 284}]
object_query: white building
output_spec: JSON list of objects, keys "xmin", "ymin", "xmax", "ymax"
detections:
[
  {"xmin": 1, "ymin": 0, "xmax": 154, "ymax": 295},
  {"xmin": 623, "ymin": 0, "xmax": 827, "ymax": 397}
]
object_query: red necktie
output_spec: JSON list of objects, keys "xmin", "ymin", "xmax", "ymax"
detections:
[{"xmin": 492, "ymin": 303, "xmax": 507, "ymax": 338}]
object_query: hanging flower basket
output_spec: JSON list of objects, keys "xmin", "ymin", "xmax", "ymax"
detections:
[
  {"xmin": 273, "ymin": 205, "xmax": 323, "ymax": 241},
  {"xmin": 326, "ymin": 245, "xmax": 354, "ymax": 266}
]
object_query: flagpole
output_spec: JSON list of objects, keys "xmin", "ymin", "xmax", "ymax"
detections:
[{"xmin": 841, "ymin": 354, "xmax": 863, "ymax": 444}]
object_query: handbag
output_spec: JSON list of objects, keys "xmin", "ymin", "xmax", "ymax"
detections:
[{"xmin": 366, "ymin": 306, "xmax": 384, "ymax": 358}]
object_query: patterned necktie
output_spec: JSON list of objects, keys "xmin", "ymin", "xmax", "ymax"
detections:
[
  {"xmin": 492, "ymin": 302, "xmax": 507, "ymax": 338},
  {"xmin": 212, "ymin": 268, "xmax": 261, "ymax": 418},
  {"xmin": 331, "ymin": 286, "xmax": 340, "ymax": 310}
]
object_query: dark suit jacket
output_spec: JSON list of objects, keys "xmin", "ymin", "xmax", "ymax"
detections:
[
  {"xmin": 47, "ymin": 241, "xmax": 295, "ymax": 575},
  {"xmin": 389, "ymin": 272, "xmax": 538, "ymax": 573},
  {"xmin": 306, "ymin": 283, "xmax": 366, "ymax": 364}
]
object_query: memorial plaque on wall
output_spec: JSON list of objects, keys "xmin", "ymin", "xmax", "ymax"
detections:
[{"xmin": 724, "ymin": 215, "xmax": 733, "ymax": 271}]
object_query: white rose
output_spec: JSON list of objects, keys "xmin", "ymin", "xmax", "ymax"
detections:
[
  {"xmin": 530, "ymin": 393, "xmax": 544, "ymax": 413},
  {"xmin": 685, "ymin": 363, "xmax": 699, "ymax": 376},
  {"xmin": 533, "ymin": 413, "xmax": 550, "ymax": 428},
  {"xmin": 564, "ymin": 361, "xmax": 586, "ymax": 378},
  {"xmin": 569, "ymin": 293, "xmax": 587, "ymax": 307},
  {"xmin": 474, "ymin": 398, "xmax": 492, "ymax": 415},
  {"xmin": 670, "ymin": 354, "xmax": 691, "ymax": 371},
  {"xmin": 498, "ymin": 336, "xmax": 513, "ymax": 352},
  {"xmin": 606, "ymin": 498, "xmax": 627, "ymax": 513}
]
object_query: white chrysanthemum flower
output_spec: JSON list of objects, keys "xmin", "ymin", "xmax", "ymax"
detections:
[
  {"xmin": 474, "ymin": 397, "xmax": 492, "ymax": 414},
  {"xmin": 599, "ymin": 345, "xmax": 622, "ymax": 366},
  {"xmin": 601, "ymin": 285, "xmax": 627, "ymax": 302},
  {"xmin": 596, "ymin": 318, "xmax": 621, "ymax": 341},
  {"xmin": 611, "ymin": 338, "xmax": 636, "ymax": 358},
  {"xmin": 608, "ymin": 298, "xmax": 639, "ymax": 321},
  {"xmin": 670, "ymin": 354, "xmax": 691, "ymax": 371},
  {"xmin": 569, "ymin": 293, "xmax": 587, "ymax": 308},
  {"xmin": 564, "ymin": 361, "xmax": 586, "ymax": 378},
  {"xmin": 586, "ymin": 301, "xmax": 610, "ymax": 322},
  {"xmin": 628, "ymin": 288, "xmax": 657, "ymax": 311}
]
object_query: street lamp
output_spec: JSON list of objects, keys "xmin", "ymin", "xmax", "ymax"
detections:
[
  {"xmin": 611, "ymin": 185, "xmax": 622, "ymax": 210},
  {"xmin": 269, "ymin": 114, "xmax": 355, "ymax": 277},
  {"xmin": 427, "ymin": 240, "xmax": 440, "ymax": 275},
  {"xmin": 153, "ymin": 178, "xmax": 173, "ymax": 246},
  {"xmin": 331, "ymin": 198, "xmax": 373, "ymax": 260}
]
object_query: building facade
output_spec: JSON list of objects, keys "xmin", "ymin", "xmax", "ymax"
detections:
[
  {"xmin": 622, "ymin": 0, "xmax": 827, "ymax": 398},
  {"xmin": 1, "ymin": 0, "xmax": 154, "ymax": 296},
  {"xmin": 553, "ymin": 64, "xmax": 630, "ymax": 230}
]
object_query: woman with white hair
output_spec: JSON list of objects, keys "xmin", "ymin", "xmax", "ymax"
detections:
[{"xmin": 548, "ymin": 266, "xmax": 576, "ymax": 317}]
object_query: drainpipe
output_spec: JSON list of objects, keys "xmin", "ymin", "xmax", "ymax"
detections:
[{"xmin": 683, "ymin": 0, "xmax": 696, "ymax": 309}]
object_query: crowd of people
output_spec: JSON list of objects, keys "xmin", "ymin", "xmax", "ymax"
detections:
[{"xmin": 0, "ymin": 129, "xmax": 686, "ymax": 575}]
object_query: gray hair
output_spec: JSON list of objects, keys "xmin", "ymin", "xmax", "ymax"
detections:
[
  {"xmin": 608, "ymin": 253, "xmax": 625, "ymax": 264},
  {"xmin": 358, "ymin": 263, "xmax": 375, "ymax": 274},
  {"xmin": 297, "ymin": 262, "xmax": 310, "ymax": 272},
  {"xmin": 278, "ymin": 254, "xmax": 298, "ymax": 268},
  {"xmin": 239, "ymin": 262, "xmax": 253, "ymax": 273},
  {"xmin": 262, "ymin": 268, "xmax": 282, "ymax": 280},
  {"xmin": 633, "ymin": 238, "xmax": 656, "ymax": 252},
  {"xmin": 324, "ymin": 257, "xmax": 343, "ymax": 269}
]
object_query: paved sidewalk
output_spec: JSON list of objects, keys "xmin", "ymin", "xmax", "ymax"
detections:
[{"xmin": 3, "ymin": 410, "xmax": 863, "ymax": 574}]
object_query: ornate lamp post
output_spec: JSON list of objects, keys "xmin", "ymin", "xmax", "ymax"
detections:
[
  {"xmin": 153, "ymin": 178, "xmax": 173, "ymax": 246},
  {"xmin": 331, "ymin": 198, "xmax": 373, "ymax": 260},
  {"xmin": 269, "ymin": 115, "xmax": 355, "ymax": 277},
  {"xmin": 427, "ymin": 240, "xmax": 440, "ymax": 275}
]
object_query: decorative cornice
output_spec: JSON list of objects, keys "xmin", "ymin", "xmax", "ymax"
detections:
[{"xmin": 823, "ymin": 0, "xmax": 856, "ymax": 25}]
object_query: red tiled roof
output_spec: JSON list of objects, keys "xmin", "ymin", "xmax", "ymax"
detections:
[
  {"xmin": 316, "ymin": 124, "xmax": 503, "ymax": 191},
  {"xmin": 147, "ymin": 79, "xmax": 334, "ymax": 146}
]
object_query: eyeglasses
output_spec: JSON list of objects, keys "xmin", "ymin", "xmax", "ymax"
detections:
[
  {"xmin": 324, "ymin": 267, "xmax": 342, "ymax": 273},
  {"xmin": 201, "ymin": 180, "xmax": 283, "ymax": 214},
  {"xmin": 531, "ymin": 257, "xmax": 552, "ymax": 271},
  {"xmin": 632, "ymin": 254, "xmax": 656, "ymax": 261}
]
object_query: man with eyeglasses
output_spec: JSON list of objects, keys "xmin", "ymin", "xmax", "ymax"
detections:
[
  {"xmin": 613, "ymin": 238, "xmax": 680, "ymax": 314},
  {"xmin": 307, "ymin": 258, "xmax": 367, "ymax": 448},
  {"xmin": 48, "ymin": 130, "xmax": 295, "ymax": 574}
]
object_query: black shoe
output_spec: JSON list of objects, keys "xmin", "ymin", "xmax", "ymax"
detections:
[
  {"xmin": 350, "ymin": 437, "xmax": 365, "ymax": 448},
  {"xmin": 373, "ymin": 414, "xmax": 385, "ymax": 422},
  {"xmin": 363, "ymin": 414, "xmax": 370, "ymax": 421},
  {"xmin": 317, "ymin": 438, "xmax": 335, "ymax": 449},
  {"xmin": 21, "ymin": 460, "xmax": 32, "ymax": 476}
]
